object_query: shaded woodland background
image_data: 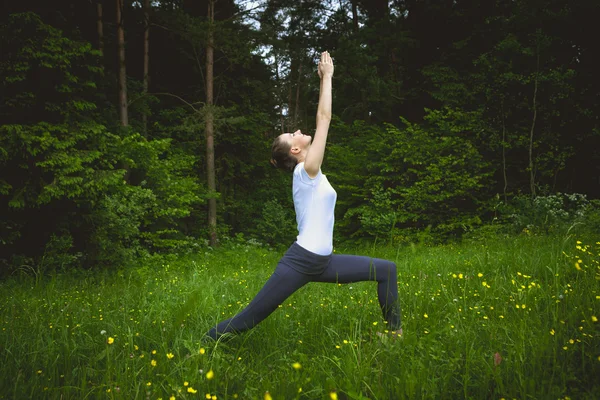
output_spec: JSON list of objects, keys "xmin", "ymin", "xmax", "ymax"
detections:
[{"xmin": 1, "ymin": 0, "xmax": 599, "ymax": 272}]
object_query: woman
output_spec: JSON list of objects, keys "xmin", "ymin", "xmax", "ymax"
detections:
[{"xmin": 206, "ymin": 51, "xmax": 402, "ymax": 340}]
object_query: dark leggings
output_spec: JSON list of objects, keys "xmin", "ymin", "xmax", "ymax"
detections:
[{"xmin": 206, "ymin": 244, "xmax": 401, "ymax": 339}]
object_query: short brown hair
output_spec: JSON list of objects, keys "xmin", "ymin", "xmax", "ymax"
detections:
[{"xmin": 270, "ymin": 136, "xmax": 298, "ymax": 172}]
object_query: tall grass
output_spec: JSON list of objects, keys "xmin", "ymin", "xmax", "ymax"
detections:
[{"xmin": 0, "ymin": 234, "xmax": 598, "ymax": 399}]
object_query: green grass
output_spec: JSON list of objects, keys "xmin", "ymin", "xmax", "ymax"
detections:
[{"xmin": 1, "ymin": 234, "xmax": 599, "ymax": 399}]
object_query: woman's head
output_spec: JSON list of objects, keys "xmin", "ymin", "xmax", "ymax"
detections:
[{"xmin": 270, "ymin": 130, "xmax": 311, "ymax": 172}]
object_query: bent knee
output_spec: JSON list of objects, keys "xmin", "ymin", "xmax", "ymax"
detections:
[{"xmin": 375, "ymin": 259, "xmax": 396, "ymax": 277}]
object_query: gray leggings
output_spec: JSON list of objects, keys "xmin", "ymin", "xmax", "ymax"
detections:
[{"xmin": 206, "ymin": 242, "xmax": 401, "ymax": 340}]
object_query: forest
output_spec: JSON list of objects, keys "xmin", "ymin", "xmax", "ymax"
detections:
[{"xmin": 1, "ymin": 0, "xmax": 599, "ymax": 271}]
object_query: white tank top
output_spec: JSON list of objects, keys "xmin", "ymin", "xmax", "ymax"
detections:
[{"xmin": 293, "ymin": 162, "xmax": 337, "ymax": 255}]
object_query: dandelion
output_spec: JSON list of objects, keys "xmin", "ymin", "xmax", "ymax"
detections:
[
  {"xmin": 187, "ymin": 387, "xmax": 197, "ymax": 394},
  {"xmin": 292, "ymin": 362, "xmax": 302, "ymax": 370},
  {"xmin": 107, "ymin": 337, "xmax": 114, "ymax": 344},
  {"xmin": 206, "ymin": 369, "xmax": 214, "ymax": 380},
  {"xmin": 167, "ymin": 352, "xmax": 174, "ymax": 359}
]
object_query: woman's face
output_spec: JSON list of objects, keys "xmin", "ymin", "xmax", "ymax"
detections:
[{"xmin": 280, "ymin": 130, "xmax": 312, "ymax": 153}]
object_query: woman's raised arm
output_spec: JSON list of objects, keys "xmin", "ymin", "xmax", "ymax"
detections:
[{"xmin": 304, "ymin": 51, "xmax": 334, "ymax": 178}]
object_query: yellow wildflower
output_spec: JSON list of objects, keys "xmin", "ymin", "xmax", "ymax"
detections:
[
  {"xmin": 170, "ymin": 396, "xmax": 176, "ymax": 400},
  {"xmin": 206, "ymin": 369, "xmax": 214, "ymax": 380},
  {"xmin": 477, "ymin": 273, "xmax": 483, "ymax": 278},
  {"xmin": 424, "ymin": 313, "xmax": 428, "ymax": 318},
  {"xmin": 330, "ymin": 392, "xmax": 338, "ymax": 400},
  {"xmin": 199, "ymin": 348, "xmax": 206, "ymax": 355},
  {"xmin": 167, "ymin": 352, "xmax": 174, "ymax": 359},
  {"xmin": 184, "ymin": 381, "xmax": 189, "ymax": 386},
  {"xmin": 107, "ymin": 337, "xmax": 114, "ymax": 345},
  {"xmin": 592, "ymin": 316, "xmax": 598, "ymax": 322},
  {"xmin": 151, "ymin": 359, "xmax": 157, "ymax": 367},
  {"xmin": 187, "ymin": 387, "xmax": 197, "ymax": 394},
  {"xmin": 264, "ymin": 392, "xmax": 272, "ymax": 400},
  {"xmin": 550, "ymin": 329, "xmax": 555, "ymax": 335},
  {"xmin": 292, "ymin": 362, "xmax": 302, "ymax": 370}
]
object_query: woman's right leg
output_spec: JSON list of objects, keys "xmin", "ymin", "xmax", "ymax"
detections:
[{"xmin": 206, "ymin": 261, "xmax": 310, "ymax": 340}]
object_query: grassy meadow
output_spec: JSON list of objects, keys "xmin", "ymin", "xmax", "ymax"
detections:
[{"xmin": 0, "ymin": 234, "xmax": 599, "ymax": 399}]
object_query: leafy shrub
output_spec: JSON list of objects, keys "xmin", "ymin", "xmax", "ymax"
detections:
[
  {"xmin": 497, "ymin": 193, "xmax": 590, "ymax": 234},
  {"xmin": 255, "ymin": 199, "xmax": 296, "ymax": 247}
]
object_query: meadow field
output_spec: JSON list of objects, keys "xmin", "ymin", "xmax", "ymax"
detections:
[{"xmin": 0, "ymin": 234, "xmax": 598, "ymax": 399}]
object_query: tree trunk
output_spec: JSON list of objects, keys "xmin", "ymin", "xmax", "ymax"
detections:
[
  {"xmin": 501, "ymin": 99, "xmax": 508, "ymax": 203},
  {"xmin": 351, "ymin": 0, "xmax": 359, "ymax": 33},
  {"xmin": 142, "ymin": 0, "xmax": 150, "ymax": 135},
  {"xmin": 275, "ymin": 55, "xmax": 284, "ymax": 135},
  {"xmin": 116, "ymin": 0, "xmax": 128, "ymax": 126},
  {"xmin": 97, "ymin": 1, "xmax": 104, "ymax": 56},
  {"xmin": 293, "ymin": 63, "xmax": 302, "ymax": 128},
  {"xmin": 206, "ymin": 0, "xmax": 217, "ymax": 247},
  {"xmin": 529, "ymin": 38, "xmax": 539, "ymax": 198}
]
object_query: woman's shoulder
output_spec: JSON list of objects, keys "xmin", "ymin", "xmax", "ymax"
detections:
[{"xmin": 294, "ymin": 162, "xmax": 321, "ymax": 184}]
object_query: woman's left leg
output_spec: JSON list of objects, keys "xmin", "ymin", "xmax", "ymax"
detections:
[{"xmin": 313, "ymin": 254, "xmax": 401, "ymax": 330}]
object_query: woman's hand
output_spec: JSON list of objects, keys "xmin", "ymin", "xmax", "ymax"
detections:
[{"xmin": 318, "ymin": 51, "xmax": 334, "ymax": 79}]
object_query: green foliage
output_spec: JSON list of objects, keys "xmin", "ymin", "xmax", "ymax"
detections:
[
  {"xmin": 496, "ymin": 193, "xmax": 592, "ymax": 235},
  {"xmin": 0, "ymin": 13, "xmax": 205, "ymax": 270},
  {"xmin": 254, "ymin": 199, "xmax": 297, "ymax": 247},
  {"xmin": 329, "ymin": 110, "xmax": 492, "ymax": 242}
]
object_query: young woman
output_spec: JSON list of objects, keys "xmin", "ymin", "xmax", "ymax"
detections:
[{"xmin": 206, "ymin": 51, "xmax": 402, "ymax": 340}]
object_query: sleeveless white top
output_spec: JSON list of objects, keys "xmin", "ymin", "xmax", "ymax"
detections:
[{"xmin": 293, "ymin": 162, "xmax": 337, "ymax": 255}]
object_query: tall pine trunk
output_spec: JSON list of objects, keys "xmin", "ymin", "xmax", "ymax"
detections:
[
  {"xmin": 206, "ymin": 0, "xmax": 217, "ymax": 246},
  {"xmin": 142, "ymin": 0, "xmax": 150, "ymax": 135},
  {"xmin": 97, "ymin": 1, "xmax": 104, "ymax": 55},
  {"xmin": 116, "ymin": 0, "xmax": 128, "ymax": 126},
  {"xmin": 529, "ymin": 37, "xmax": 539, "ymax": 198}
]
